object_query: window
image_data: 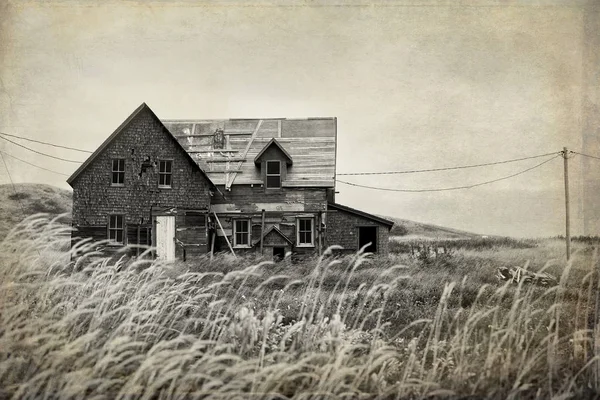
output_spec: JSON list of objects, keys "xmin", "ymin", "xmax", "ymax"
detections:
[
  {"xmin": 185, "ymin": 211, "xmax": 206, "ymax": 227},
  {"xmin": 297, "ymin": 218, "xmax": 314, "ymax": 247},
  {"xmin": 112, "ymin": 159, "xmax": 125, "ymax": 186},
  {"xmin": 108, "ymin": 215, "xmax": 124, "ymax": 244},
  {"xmin": 158, "ymin": 160, "xmax": 173, "ymax": 188},
  {"xmin": 266, "ymin": 161, "xmax": 281, "ymax": 189},
  {"xmin": 233, "ymin": 219, "xmax": 251, "ymax": 247}
]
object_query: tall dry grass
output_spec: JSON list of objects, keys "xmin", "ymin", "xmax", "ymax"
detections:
[{"xmin": 0, "ymin": 214, "xmax": 599, "ymax": 399}]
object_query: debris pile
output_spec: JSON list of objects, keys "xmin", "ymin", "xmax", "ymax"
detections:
[{"xmin": 496, "ymin": 266, "xmax": 558, "ymax": 287}]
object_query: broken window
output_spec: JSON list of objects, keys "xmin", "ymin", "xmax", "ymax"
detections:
[
  {"xmin": 297, "ymin": 218, "xmax": 314, "ymax": 247},
  {"xmin": 158, "ymin": 160, "xmax": 173, "ymax": 188},
  {"xmin": 108, "ymin": 215, "xmax": 124, "ymax": 244},
  {"xmin": 111, "ymin": 159, "xmax": 125, "ymax": 186},
  {"xmin": 233, "ymin": 219, "xmax": 250, "ymax": 247},
  {"xmin": 266, "ymin": 161, "xmax": 281, "ymax": 189}
]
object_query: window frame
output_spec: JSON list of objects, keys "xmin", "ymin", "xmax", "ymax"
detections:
[
  {"xmin": 111, "ymin": 158, "xmax": 125, "ymax": 187},
  {"xmin": 158, "ymin": 159, "xmax": 173, "ymax": 189},
  {"xmin": 107, "ymin": 214, "xmax": 125, "ymax": 245},
  {"xmin": 233, "ymin": 219, "xmax": 251, "ymax": 248},
  {"xmin": 296, "ymin": 217, "xmax": 314, "ymax": 247},
  {"xmin": 265, "ymin": 160, "xmax": 282, "ymax": 189}
]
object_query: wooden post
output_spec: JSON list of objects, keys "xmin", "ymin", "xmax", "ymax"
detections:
[
  {"xmin": 563, "ymin": 147, "xmax": 571, "ymax": 261},
  {"xmin": 318, "ymin": 211, "xmax": 323, "ymax": 256},
  {"xmin": 212, "ymin": 211, "xmax": 236, "ymax": 258},
  {"xmin": 260, "ymin": 209, "xmax": 266, "ymax": 255},
  {"xmin": 136, "ymin": 225, "xmax": 141, "ymax": 256},
  {"xmin": 210, "ymin": 231, "xmax": 216, "ymax": 262}
]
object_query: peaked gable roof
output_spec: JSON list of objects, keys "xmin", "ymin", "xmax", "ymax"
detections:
[
  {"xmin": 327, "ymin": 202, "xmax": 395, "ymax": 228},
  {"xmin": 254, "ymin": 139, "xmax": 293, "ymax": 165},
  {"xmin": 67, "ymin": 103, "xmax": 218, "ymax": 193},
  {"xmin": 252, "ymin": 225, "xmax": 294, "ymax": 246}
]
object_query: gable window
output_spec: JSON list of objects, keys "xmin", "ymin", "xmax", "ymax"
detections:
[
  {"xmin": 111, "ymin": 159, "xmax": 125, "ymax": 186},
  {"xmin": 266, "ymin": 161, "xmax": 281, "ymax": 189},
  {"xmin": 158, "ymin": 160, "xmax": 173, "ymax": 188},
  {"xmin": 108, "ymin": 215, "xmax": 124, "ymax": 245},
  {"xmin": 297, "ymin": 218, "xmax": 314, "ymax": 247},
  {"xmin": 233, "ymin": 219, "xmax": 251, "ymax": 247}
]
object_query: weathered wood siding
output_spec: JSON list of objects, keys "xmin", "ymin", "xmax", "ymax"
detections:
[
  {"xmin": 211, "ymin": 184, "xmax": 327, "ymax": 256},
  {"xmin": 162, "ymin": 118, "xmax": 337, "ymax": 189},
  {"xmin": 70, "ymin": 107, "xmax": 212, "ymax": 253}
]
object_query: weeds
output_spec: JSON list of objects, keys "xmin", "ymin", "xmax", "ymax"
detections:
[{"xmin": 0, "ymin": 214, "xmax": 599, "ymax": 399}]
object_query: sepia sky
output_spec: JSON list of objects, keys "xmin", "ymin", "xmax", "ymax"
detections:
[{"xmin": 0, "ymin": 0, "xmax": 598, "ymax": 237}]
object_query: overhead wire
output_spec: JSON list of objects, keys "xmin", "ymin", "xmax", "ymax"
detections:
[
  {"xmin": 0, "ymin": 132, "xmax": 93, "ymax": 153},
  {"xmin": 0, "ymin": 152, "xmax": 28, "ymax": 219},
  {"xmin": 336, "ymin": 154, "xmax": 561, "ymax": 192},
  {"xmin": 0, "ymin": 135, "xmax": 84, "ymax": 163},
  {"xmin": 0, "ymin": 150, "xmax": 70, "ymax": 176},
  {"xmin": 570, "ymin": 151, "xmax": 600, "ymax": 161},
  {"xmin": 337, "ymin": 151, "xmax": 561, "ymax": 176},
  {"xmin": 0, "ymin": 152, "xmax": 43, "ymax": 256}
]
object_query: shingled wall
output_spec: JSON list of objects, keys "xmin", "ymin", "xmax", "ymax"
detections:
[{"xmin": 70, "ymin": 107, "xmax": 212, "ymax": 253}]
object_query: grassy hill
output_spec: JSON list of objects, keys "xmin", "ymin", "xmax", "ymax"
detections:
[
  {"xmin": 380, "ymin": 215, "xmax": 485, "ymax": 240},
  {"xmin": 0, "ymin": 183, "xmax": 72, "ymax": 239}
]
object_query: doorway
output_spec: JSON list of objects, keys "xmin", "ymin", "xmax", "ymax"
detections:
[
  {"xmin": 358, "ymin": 226, "xmax": 377, "ymax": 253},
  {"xmin": 273, "ymin": 247, "xmax": 286, "ymax": 262},
  {"xmin": 155, "ymin": 216, "xmax": 176, "ymax": 261}
]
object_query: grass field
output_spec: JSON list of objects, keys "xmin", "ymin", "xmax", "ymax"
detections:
[{"xmin": 1, "ymin": 215, "xmax": 600, "ymax": 399}]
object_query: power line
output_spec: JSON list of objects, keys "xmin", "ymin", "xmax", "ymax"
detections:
[
  {"xmin": 0, "ymin": 132, "xmax": 93, "ymax": 153},
  {"xmin": 336, "ymin": 155, "xmax": 561, "ymax": 192},
  {"xmin": 570, "ymin": 151, "xmax": 600, "ymax": 161},
  {"xmin": 337, "ymin": 151, "xmax": 561, "ymax": 176},
  {"xmin": 0, "ymin": 150, "xmax": 70, "ymax": 176},
  {"xmin": 1, "ymin": 152, "xmax": 42, "ymax": 257},
  {"xmin": 0, "ymin": 152, "xmax": 28, "ymax": 220},
  {"xmin": 0, "ymin": 136, "xmax": 84, "ymax": 163}
]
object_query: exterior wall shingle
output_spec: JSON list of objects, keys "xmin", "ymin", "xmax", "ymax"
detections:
[
  {"xmin": 71, "ymin": 108, "xmax": 212, "ymax": 249},
  {"xmin": 326, "ymin": 209, "xmax": 390, "ymax": 256}
]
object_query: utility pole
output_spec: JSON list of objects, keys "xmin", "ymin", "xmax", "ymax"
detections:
[{"xmin": 563, "ymin": 147, "xmax": 571, "ymax": 261}]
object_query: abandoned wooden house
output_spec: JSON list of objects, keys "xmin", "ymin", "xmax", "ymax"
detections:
[{"xmin": 67, "ymin": 103, "xmax": 393, "ymax": 261}]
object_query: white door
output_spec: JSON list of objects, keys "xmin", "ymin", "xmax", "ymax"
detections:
[{"xmin": 155, "ymin": 216, "xmax": 176, "ymax": 261}]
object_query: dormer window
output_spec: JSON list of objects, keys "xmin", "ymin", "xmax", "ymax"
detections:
[
  {"xmin": 254, "ymin": 139, "xmax": 293, "ymax": 191},
  {"xmin": 266, "ymin": 161, "xmax": 281, "ymax": 189}
]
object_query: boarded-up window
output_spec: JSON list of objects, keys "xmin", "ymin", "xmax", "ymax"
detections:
[
  {"xmin": 234, "ymin": 219, "xmax": 250, "ymax": 247},
  {"xmin": 185, "ymin": 211, "xmax": 206, "ymax": 227},
  {"xmin": 297, "ymin": 218, "xmax": 313, "ymax": 246},
  {"xmin": 158, "ymin": 160, "xmax": 172, "ymax": 188},
  {"xmin": 266, "ymin": 161, "xmax": 281, "ymax": 188},
  {"xmin": 112, "ymin": 159, "xmax": 125, "ymax": 186},
  {"xmin": 108, "ymin": 215, "xmax": 124, "ymax": 244}
]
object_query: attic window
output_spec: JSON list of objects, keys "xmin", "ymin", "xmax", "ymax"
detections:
[
  {"xmin": 111, "ymin": 159, "xmax": 125, "ymax": 186},
  {"xmin": 158, "ymin": 160, "xmax": 172, "ymax": 188},
  {"xmin": 266, "ymin": 161, "xmax": 281, "ymax": 189}
]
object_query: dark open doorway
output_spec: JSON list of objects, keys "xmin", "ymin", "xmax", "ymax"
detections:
[
  {"xmin": 273, "ymin": 247, "xmax": 286, "ymax": 262},
  {"xmin": 358, "ymin": 226, "xmax": 377, "ymax": 253}
]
